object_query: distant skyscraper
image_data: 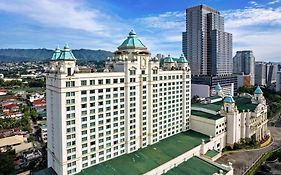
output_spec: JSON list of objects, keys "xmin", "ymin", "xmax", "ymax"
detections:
[
  {"xmin": 183, "ymin": 5, "xmax": 236, "ymax": 96},
  {"xmin": 182, "ymin": 32, "xmax": 187, "ymax": 58},
  {"xmin": 266, "ymin": 63, "xmax": 278, "ymax": 85},
  {"xmin": 233, "ymin": 50, "xmax": 255, "ymax": 85},
  {"xmin": 255, "ymin": 62, "xmax": 267, "ymax": 86},
  {"xmin": 183, "ymin": 5, "xmax": 232, "ymax": 76},
  {"xmin": 255, "ymin": 62, "xmax": 278, "ymax": 86}
]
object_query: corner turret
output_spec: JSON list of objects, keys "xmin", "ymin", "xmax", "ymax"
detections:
[
  {"xmin": 48, "ymin": 44, "xmax": 77, "ymax": 76},
  {"xmin": 252, "ymin": 86, "xmax": 265, "ymax": 104}
]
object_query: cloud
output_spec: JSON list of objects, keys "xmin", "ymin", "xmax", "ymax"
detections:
[
  {"xmin": 0, "ymin": 0, "xmax": 127, "ymax": 36},
  {"xmin": 136, "ymin": 11, "xmax": 185, "ymax": 30},
  {"xmin": 134, "ymin": 11, "xmax": 185, "ymax": 56},
  {"xmin": 223, "ymin": 7, "xmax": 281, "ymax": 28},
  {"xmin": 223, "ymin": 7, "xmax": 281, "ymax": 61},
  {"xmin": 268, "ymin": 0, "xmax": 281, "ymax": 5},
  {"xmin": 249, "ymin": 1, "xmax": 258, "ymax": 6}
]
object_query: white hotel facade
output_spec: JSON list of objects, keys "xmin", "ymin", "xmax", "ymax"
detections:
[{"xmin": 46, "ymin": 31, "xmax": 192, "ymax": 175}]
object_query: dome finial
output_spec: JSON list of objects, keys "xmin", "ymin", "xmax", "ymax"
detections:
[
  {"xmin": 64, "ymin": 43, "xmax": 69, "ymax": 49},
  {"xmin": 129, "ymin": 29, "xmax": 136, "ymax": 36}
]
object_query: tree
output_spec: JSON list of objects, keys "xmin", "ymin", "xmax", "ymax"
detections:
[{"xmin": 0, "ymin": 147, "xmax": 15, "ymax": 175}]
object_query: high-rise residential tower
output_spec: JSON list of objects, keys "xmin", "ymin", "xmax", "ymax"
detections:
[
  {"xmin": 183, "ymin": 5, "xmax": 236, "ymax": 96},
  {"xmin": 184, "ymin": 5, "xmax": 232, "ymax": 76},
  {"xmin": 255, "ymin": 62, "xmax": 278, "ymax": 86},
  {"xmin": 233, "ymin": 50, "xmax": 255, "ymax": 85}
]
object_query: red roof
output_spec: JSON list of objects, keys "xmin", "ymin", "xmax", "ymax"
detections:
[
  {"xmin": 32, "ymin": 99, "xmax": 46, "ymax": 106},
  {"xmin": 4, "ymin": 104, "xmax": 19, "ymax": 109},
  {"xmin": 0, "ymin": 96, "xmax": 18, "ymax": 101},
  {"xmin": 0, "ymin": 89, "xmax": 7, "ymax": 92}
]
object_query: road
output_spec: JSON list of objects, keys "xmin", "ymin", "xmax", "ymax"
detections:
[{"xmin": 216, "ymin": 127, "xmax": 281, "ymax": 175}]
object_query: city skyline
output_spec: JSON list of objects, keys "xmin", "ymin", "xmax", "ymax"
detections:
[{"xmin": 0, "ymin": 0, "xmax": 281, "ymax": 61}]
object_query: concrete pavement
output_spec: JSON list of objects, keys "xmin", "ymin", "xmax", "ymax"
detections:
[{"xmin": 216, "ymin": 127, "xmax": 281, "ymax": 175}]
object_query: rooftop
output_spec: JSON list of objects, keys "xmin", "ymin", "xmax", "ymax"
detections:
[
  {"xmin": 118, "ymin": 30, "xmax": 146, "ymax": 50},
  {"xmin": 191, "ymin": 110, "xmax": 223, "ymax": 120},
  {"xmin": 254, "ymin": 86, "xmax": 263, "ymax": 94},
  {"xmin": 164, "ymin": 156, "xmax": 226, "ymax": 175},
  {"xmin": 76, "ymin": 130, "xmax": 209, "ymax": 175},
  {"xmin": 233, "ymin": 97, "xmax": 257, "ymax": 112},
  {"xmin": 192, "ymin": 96, "xmax": 258, "ymax": 112},
  {"xmin": 192, "ymin": 102, "xmax": 222, "ymax": 112},
  {"xmin": 205, "ymin": 149, "xmax": 220, "ymax": 158}
]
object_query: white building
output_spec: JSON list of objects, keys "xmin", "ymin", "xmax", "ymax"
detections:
[
  {"xmin": 46, "ymin": 31, "xmax": 193, "ymax": 175},
  {"xmin": 191, "ymin": 85, "xmax": 269, "ymax": 146},
  {"xmin": 40, "ymin": 125, "xmax": 48, "ymax": 143}
]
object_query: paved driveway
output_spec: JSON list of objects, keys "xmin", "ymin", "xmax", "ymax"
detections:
[{"xmin": 216, "ymin": 127, "xmax": 281, "ymax": 175}]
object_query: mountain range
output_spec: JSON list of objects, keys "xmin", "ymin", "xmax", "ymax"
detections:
[{"xmin": 0, "ymin": 49, "xmax": 113, "ymax": 62}]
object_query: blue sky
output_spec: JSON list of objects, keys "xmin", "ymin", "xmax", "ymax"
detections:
[{"xmin": 0, "ymin": 0, "xmax": 280, "ymax": 61}]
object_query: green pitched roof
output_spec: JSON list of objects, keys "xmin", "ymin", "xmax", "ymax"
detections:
[
  {"xmin": 118, "ymin": 30, "xmax": 146, "ymax": 49},
  {"xmin": 192, "ymin": 96, "xmax": 258, "ymax": 112},
  {"xmin": 164, "ymin": 55, "xmax": 175, "ymax": 63},
  {"xmin": 57, "ymin": 44, "xmax": 76, "ymax": 60},
  {"xmin": 223, "ymin": 96, "xmax": 235, "ymax": 103},
  {"xmin": 254, "ymin": 86, "xmax": 263, "ymax": 94},
  {"xmin": 51, "ymin": 46, "xmax": 61, "ymax": 60},
  {"xmin": 177, "ymin": 54, "xmax": 189, "ymax": 63}
]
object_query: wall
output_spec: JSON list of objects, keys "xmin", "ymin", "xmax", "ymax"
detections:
[{"xmin": 191, "ymin": 84, "xmax": 210, "ymax": 98}]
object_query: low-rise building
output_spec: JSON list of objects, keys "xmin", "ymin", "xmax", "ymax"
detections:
[
  {"xmin": 40, "ymin": 125, "xmax": 47, "ymax": 143},
  {"xmin": 191, "ymin": 85, "xmax": 269, "ymax": 146}
]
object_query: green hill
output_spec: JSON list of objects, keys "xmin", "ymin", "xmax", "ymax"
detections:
[{"xmin": 0, "ymin": 48, "xmax": 113, "ymax": 62}]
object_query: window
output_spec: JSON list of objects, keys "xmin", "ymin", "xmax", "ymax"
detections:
[
  {"xmin": 142, "ymin": 70, "xmax": 145, "ymax": 74},
  {"xmin": 98, "ymin": 79, "xmax": 103, "ymax": 84},
  {"xmin": 66, "ymin": 92, "xmax": 75, "ymax": 97},
  {"xmin": 67, "ymin": 68, "xmax": 72, "ymax": 76},
  {"xmin": 106, "ymin": 79, "xmax": 111, "ymax": 84},
  {"xmin": 120, "ymin": 78, "xmax": 124, "ymax": 83},
  {"xmin": 153, "ymin": 70, "xmax": 158, "ymax": 74},
  {"xmin": 113, "ymin": 79, "xmax": 118, "ymax": 83},
  {"xmin": 66, "ymin": 81, "xmax": 75, "ymax": 87},
  {"xmin": 130, "ymin": 70, "xmax": 136, "ymax": 75},
  {"xmin": 81, "ymin": 80, "xmax": 87, "ymax": 86},
  {"xmin": 90, "ymin": 80, "xmax": 95, "ymax": 85},
  {"xmin": 81, "ymin": 90, "xmax": 87, "ymax": 95}
]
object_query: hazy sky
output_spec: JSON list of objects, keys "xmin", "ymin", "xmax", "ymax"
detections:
[{"xmin": 0, "ymin": 0, "xmax": 280, "ymax": 61}]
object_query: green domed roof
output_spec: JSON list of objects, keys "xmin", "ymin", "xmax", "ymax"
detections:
[
  {"xmin": 177, "ymin": 54, "xmax": 189, "ymax": 63},
  {"xmin": 118, "ymin": 30, "xmax": 146, "ymax": 50},
  {"xmin": 215, "ymin": 83, "xmax": 222, "ymax": 92},
  {"xmin": 254, "ymin": 86, "xmax": 263, "ymax": 94},
  {"xmin": 164, "ymin": 55, "xmax": 175, "ymax": 63},
  {"xmin": 51, "ymin": 46, "xmax": 61, "ymax": 60},
  {"xmin": 224, "ymin": 96, "xmax": 235, "ymax": 103},
  {"xmin": 58, "ymin": 44, "xmax": 76, "ymax": 60}
]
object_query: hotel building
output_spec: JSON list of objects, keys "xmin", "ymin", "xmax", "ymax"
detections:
[{"xmin": 46, "ymin": 30, "xmax": 192, "ymax": 175}]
